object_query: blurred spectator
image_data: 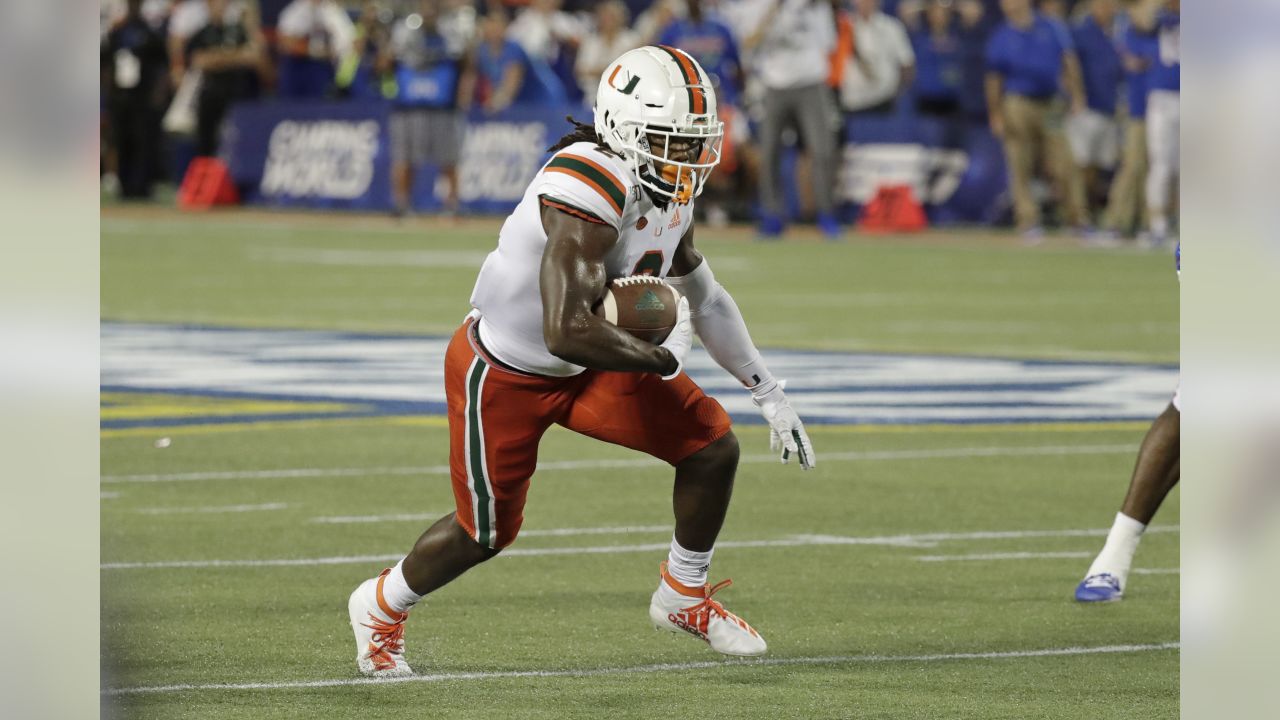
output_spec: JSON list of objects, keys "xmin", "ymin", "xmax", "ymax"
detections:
[
  {"xmin": 741, "ymin": 0, "xmax": 840, "ymax": 239},
  {"xmin": 336, "ymin": 1, "xmax": 396, "ymax": 100},
  {"xmin": 1037, "ymin": 0, "xmax": 1067, "ymax": 20},
  {"xmin": 101, "ymin": 0, "xmax": 174, "ymax": 36},
  {"xmin": 276, "ymin": 0, "xmax": 357, "ymax": 98},
  {"xmin": 471, "ymin": 9, "xmax": 528, "ymax": 112},
  {"xmin": 186, "ymin": 0, "xmax": 265, "ymax": 156},
  {"xmin": 507, "ymin": 0, "xmax": 582, "ymax": 99},
  {"xmin": 103, "ymin": 0, "xmax": 170, "ymax": 198},
  {"xmin": 954, "ymin": 0, "xmax": 992, "ymax": 121},
  {"xmin": 839, "ymin": 0, "xmax": 915, "ymax": 115},
  {"xmin": 168, "ymin": 1, "xmax": 251, "ymax": 88},
  {"xmin": 575, "ymin": 1, "xmax": 641, "ymax": 105},
  {"xmin": 984, "ymin": 0, "xmax": 1088, "ymax": 236},
  {"xmin": 382, "ymin": 0, "xmax": 468, "ymax": 215},
  {"xmin": 895, "ymin": 0, "xmax": 923, "ymax": 31},
  {"xmin": 439, "ymin": 0, "xmax": 480, "ymax": 58},
  {"xmin": 632, "ymin": 0, "xmax": 684, "ymax": 45},
  {"xmin": 1141, "ymin": 0, "xmax": 1178, "ymax": 244},
  {"xmin": 508, "ymin": 0, "xmax": 581, "ymax": 62},
  {"xmin": 1066, "ymin": 0, "xmax": 1123, "ymax": 213},
  {"xmin": 1100, "ymin": 1, "xmax": 1154, "ymax": 238},
  {"xmin": 910, "ymin": 0, "xmax": 963, "ymax": 117},
  {"xmin": 658, "ymin": 0, "xmax": 750, "ymax": 225}
]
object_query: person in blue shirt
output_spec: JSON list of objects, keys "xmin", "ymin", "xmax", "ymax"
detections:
[
  {"xmin": 657, "ymin": 0, "xmax": 746, "ymax": 226},
  {"xmin": 381, "ymin": 0, "xmax": 466, "ymax": 216},
  {"xmin": 1067, "ymin": 0, "xmax": 1123, "ymax": 214},
  {"xmin": 911, "ymin": 0, "xmax": 963, "ymax": 117},
  {"xmin": 1141, "ymin": 0, "xmax": 1179, "ymax": 245},
  {"xmin": 955, "ymin": 0, "xmax": 996, "ymax": 121},
  {"xmin": 470, "ymin": 8, "xmax": 567, "ymax": 111},
  {"xmin": 984, "ymin": 0, "xmax": 1089, "ymax": 237},
  {"xmin": 1100, "ymin": 12, "xmax": 1156, "ymax": 238}
]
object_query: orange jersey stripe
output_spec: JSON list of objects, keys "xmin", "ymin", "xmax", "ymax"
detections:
[
  {"xmin": 545, "ymin": 166, "xmax": 624, "ymax": 215},
  {"xmin": 540, "ymin": 197, "xmax": 608, "ymax": 225}
]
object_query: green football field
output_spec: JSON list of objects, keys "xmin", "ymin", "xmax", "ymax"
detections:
[{"xmin": 101, "ymin": 207, "xmax": 1179, "ymax": 718}]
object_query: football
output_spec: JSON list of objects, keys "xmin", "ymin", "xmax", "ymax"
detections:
[{"xmin": 593, "ymin": 275, "xmax": 682, "ymax": 344}]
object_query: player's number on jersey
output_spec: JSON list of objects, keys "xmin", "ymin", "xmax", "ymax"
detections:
[{"xmin": 631, "ymin": 251, "xmax": 664, "ymax": 277}]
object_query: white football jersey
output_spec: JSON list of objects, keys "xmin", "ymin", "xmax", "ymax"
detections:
[{"xmin": 469, "ymin": 141, "xmax": 694, "ymax": 377}]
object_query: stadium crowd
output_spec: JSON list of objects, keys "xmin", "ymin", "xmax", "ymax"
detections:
[{"xmin": 102, "ymin": 0, "xmax": 1177, "ymax": 243}]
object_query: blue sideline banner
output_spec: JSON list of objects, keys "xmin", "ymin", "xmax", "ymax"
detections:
[
  {"xmin": 223, "ymin": 100, "xmax": 393, "ymax": 211},
  {"xmin": 412, "ymin": 104, "xmax": 579, "ymax": 214},
  {"xmin": 224, "ymin": 99, "xmax": 1007, "ymax": 223}
]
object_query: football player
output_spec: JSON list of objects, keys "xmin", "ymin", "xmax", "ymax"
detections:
[{"xmin": 347, "ymin": 46, "xmax": 816, "ymax": 676}]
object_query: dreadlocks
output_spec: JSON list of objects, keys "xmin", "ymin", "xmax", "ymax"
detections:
[{"xmin": 547, "ymin": 116, "xmax": 609, "ymax": 153}]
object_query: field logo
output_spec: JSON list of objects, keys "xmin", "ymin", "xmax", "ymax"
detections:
[
  {"xmin": 102, "ymin": 324, "xmax": 1178, "ymax": 431},
  {"xmin": 261, "ymin": 120, "xmax": 379, "ymax": 199}
]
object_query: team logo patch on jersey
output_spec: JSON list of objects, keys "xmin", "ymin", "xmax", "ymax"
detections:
[
  {"xmin": 101, "ymin": 323, "xmax": 1178, "ymax": 431},
  {"xmin": 636, "ymin": 216, "xmax": 648, "ymax": 230}
]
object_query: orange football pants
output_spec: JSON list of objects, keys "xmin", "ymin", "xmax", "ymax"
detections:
[{"xmin": 446, "ymin": 317, "xmax": 732, "ymax": 550}]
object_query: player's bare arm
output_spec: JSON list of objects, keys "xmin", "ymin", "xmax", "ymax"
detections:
[{"xmin": 538, "ymin": 203, "xmax": 680, "ymax": 376}]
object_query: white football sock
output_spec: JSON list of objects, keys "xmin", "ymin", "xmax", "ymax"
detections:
[
  {"xmin": 1085, "ymin": 512, "xmax": 1147, "ymax": 588},
  {"xmin": 366, "ymin": 558, "xmax": 423, "ymax": 620},
  {"xmin": 666, "ymin": 536, "xmax": 713, "ymax": 588}
]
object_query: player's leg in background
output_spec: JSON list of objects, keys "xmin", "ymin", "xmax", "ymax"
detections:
[
  {"xmin": 388, "ymin": 109, "xmax": 417, "ymax": 216},
  {"xmin": 427, "ymin": 109, "xmax": 463, "ymax": 216},
  {"xmin": 757, "ymin": 86, "xmax": 798, "ymax": 237},
  {"xmin": 1076, "ymin": 400, "xmax": 1180, "ymax": 602},
  {"xmin": 1102, "ymin": 117, "xmax": 1148, "ymax": 237},
  {"xmin": 794, "ymin": 82, "xmax": 842, "ymax": 238},
  {"xmin": 1045, "ymin": 101, "xmax": 1090, "ymax": 229},
  {"xmin": 1144, "ymin": 89, "xmax": 1180, "ymax": 243},
  {"xmin": 1001, "ymin": 95, "xmax": 1042, "ymax": 234}
]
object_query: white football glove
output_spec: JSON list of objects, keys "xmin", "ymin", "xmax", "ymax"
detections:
[
  {"xmin": 751, "ymin": 380, "xmax": 816, "ymax": 470},
  {"xmin": 659, "ymin": 296, "xmax": 692, "ymax": 380}
]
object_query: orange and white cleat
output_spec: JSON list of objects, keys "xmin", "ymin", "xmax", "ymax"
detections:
[
  {"xmin": 348, "ymin": 568, "xmax": 414, "ymax": 677},
  {"xmin": 648, "ymin": 561, "xmax": 767, "ymax": 657}
]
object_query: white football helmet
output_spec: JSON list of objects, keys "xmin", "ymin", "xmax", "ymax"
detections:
[{"xmin": 594, "ymin": 46, "xmax": 724, "ymax": 205}]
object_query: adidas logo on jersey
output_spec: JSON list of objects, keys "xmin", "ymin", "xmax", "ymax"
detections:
[
  {"xmin": 668, "ymin": 208, "xmax": 681, "ymax": 230},
  {"xmin": 635, "ymin": 290, "xmax": 666, "ymax": 313}
]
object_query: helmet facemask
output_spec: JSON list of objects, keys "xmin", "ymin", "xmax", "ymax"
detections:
[{"xmin": 631, "ymin": 119, "xmax": 723, "ymax": 205}]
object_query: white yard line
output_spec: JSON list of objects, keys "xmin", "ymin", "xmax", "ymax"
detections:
[
  {"xmin": 100, "ymin": 525, "xmax": 1178, "ymax": 570},
  {"xmin": 102, "ymin": 444, "xmax": 1136, "ymax": 483},
  {"xmin": 916, "ymin": 552, "xmax": 1093, "ymax": 562},
  {"xmin": 101, "ymin": 491, "xmax": 122, "ymax": 499},
  {"xmin": 134, "ymin": 503, "xmax": 288, "ymax": 515},
  {"xmin": 102, "ymin": 642, "xmax": 1179, "ymax": 696},
  {"xmin": 311, "ymin": 512, "xmax": 443, "ymax": 524}
]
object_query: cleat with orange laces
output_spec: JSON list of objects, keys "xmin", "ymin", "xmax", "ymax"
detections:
[
  {"xmin": 648, "ymin": 561, "xmax": 767, "ymax": 656},
  {"xmin": 348, "ymin": 568, "xmax": 414, "ymax": 677}
]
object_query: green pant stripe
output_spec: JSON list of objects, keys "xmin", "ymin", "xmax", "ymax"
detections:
[{"xmin": 466, "ymin": 358, "xmax": 493, "ymax": 547}]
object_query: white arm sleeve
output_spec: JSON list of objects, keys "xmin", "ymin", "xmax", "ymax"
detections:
[{"xmin": 666, "ymin": 258, "xmax": 776, "ymax": 393}]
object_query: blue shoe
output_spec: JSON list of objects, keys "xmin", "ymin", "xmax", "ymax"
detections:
[
  {"xmin": 757, "ymin": 214, "xmax": 784, "ymax": 240},
  {"xmin": 1074, "ymin": 573, "xmax": 1123, "ymax": 603},
  {"xmin": 817, "ymin": 212, "xmax": 843, "ymax": 241}
]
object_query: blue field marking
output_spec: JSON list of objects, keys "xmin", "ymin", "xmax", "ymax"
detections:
[{"xmin": 101, "ymin": 323, "xmax": 1179, "ymax": 430}]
